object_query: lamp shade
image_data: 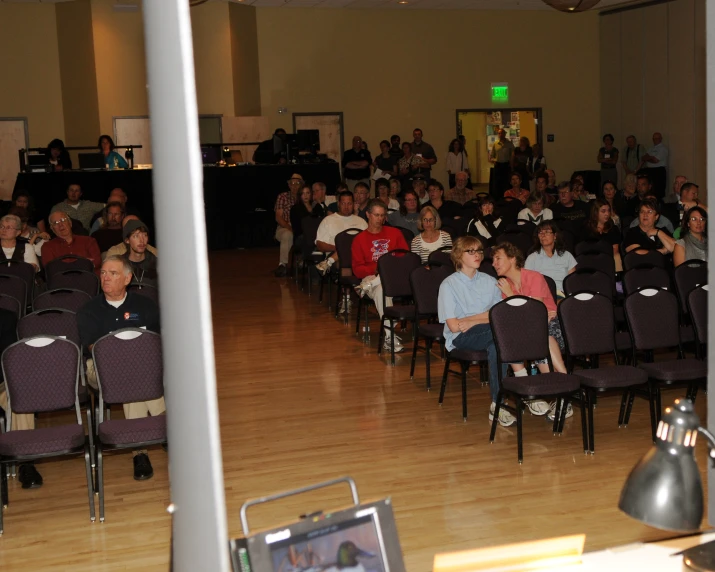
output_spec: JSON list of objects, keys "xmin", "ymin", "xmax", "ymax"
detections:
[
  {"xmin": 541, "ymin": 1, "xmax": 601, "ymax": 12},
  {"xmin": 618, "ymin": 399, "xmax": 704, "ymax": 532}
]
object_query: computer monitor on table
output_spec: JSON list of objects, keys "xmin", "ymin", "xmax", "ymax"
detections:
[
  {"xmin": 297, "ymin": 130, "xmax": 320, "ymax": 154},
  {"xmin": 78, "ymin": 153, "xmax": 106, "ymax": 170}
]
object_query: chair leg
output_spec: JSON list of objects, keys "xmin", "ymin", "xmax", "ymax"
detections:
[
  {"xmin": 618, "ymin": 390, "xmax": 629, "ymax": 427},
  {"xmin": 364, "ymin": 304, "xmax": 370, "ymax": 343},
  {"xmin": 87, "ymin": 407, "xmax": 95, "ymax": 469},
  {"xmin": 425, "ymin": 339, "xmax": 433, "ymax": 391},
  {"xmin": 318, "ymin": 274, "xmax": 324, "ymax": 303},
  {"xmin": 390, "ymin": 320, "xmax": 396, "ymax": 367},
  {"xmin": 479, "ymin": 360, "xmax": 488, "ymax": 386},
  {"xmin": 586, "ymin": 390, "xmax": 594, "ymax": 454},
  {"xmin": 461, "ymin": 361, "xmax": 468, "ymax": 422},
  {"xmin": 655, "ymin": 386, "xmax": 663, "ymax": 425},
  {"xmin": 557, "ymin": 398, "xmax": 570, "ymax": 434},
  {"xmin": 552, "ymin": 398, "xmax": 563, "ymax": 434},
  {"xmin": 489, "ymin": 391, "xmax": 503, "ymax": 442},
  {"xmin": 84, "ymin": 445, "xmax": 96, "ymax": 522},
  {"xmin": 0, "ymin": 460, "xmax": 6, "ymax": 534},
  {"xmin": 624, "ymin": 390, "xmax": 637, "ymax": 425},
  {"xmin": 439, "ymin": 356, "xmax": 451, "ymax": 405},
  {"xmin": 648, "ymin": 382, "xmax": 658, "ymax": 443},
  {"xmin": 516, "ymin": 396, "xmax": 524, "ymax": 464},
  {"xmin": 409, "ymin": 331, "xmax": 419, "ymax": 379},
  {"xmin": 97, "ymin": 447, "xmax": 105, "ymax": 523},
  {"xmin": 355, "ymin": 297, "xmax": 362, "ymax": 335}
]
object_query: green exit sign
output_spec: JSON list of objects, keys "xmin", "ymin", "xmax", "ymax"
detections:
[{"xmin": 491, "ymin": 83, "xmax": 509, "ymax": 103}]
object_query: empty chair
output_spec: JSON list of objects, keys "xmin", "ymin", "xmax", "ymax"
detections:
[
  {"xmin": 409, "ymin": 264, "xmax": 452, "ymax": 390},
  {"xmin": 563, "ymin": 269, "xmax": 613, "ymax": 301},
  {"xmin": 488, "ymin": 296, "xmax": 587, "ymax": 463},
  {"xmin": 575, "ymin": 238, "xmax": 612, "ymax": 257},
  {"xmin": 0, "ymin": 336, "xmax": 95, "ymax": 533},
  {"xmin": 0, "ymin": 293, "xmax": 21, "ymax": 318},
  {"xmin": 19, "ymin": 309, "xmax": 81, "ymax": 347},
  {"xmin": 623, "ymin": 250, "xmax": 666, "ymax": 271},
  {"xmin": 377, "ymin": 249, "xmax": 421, "ymax": 365},
  {"xmin": 93, "ymin": 328, "xmax": 166, "ymax": 522},
  {"xmin": 0, "ymin": 261, "xmax": 35, "ymax": 306},
  {"xmin": 44, "ymin": 255, "xmax": 95, "ymax": 280},
  {"xmin": 575, "ymin": 252, "xmax": 615, "ymax": 282},
  {"xmin": 127, "ymin": 284, "xmax": 159, "ymax": 305},
  {"xmin": 398, "ymin": 226, "xmax": 415, "ymax": 245},
  {"xmin": 33, "ymin": 288, "xmax": 92, "ymax": 313},
  {"xmin": 427, "ymin": 247, "xmax": 452, "ymax": 268},
  {"xmin": 687, "ymin": 285, "xmax": 708, "ymax": 360},
  {"xmin": 623, "ymin": 266, "xmax": 670, "ymax": 296},
  {"xmin": 543, "ymin": 275, "xmax": 558, "ymax": 305},
  {"xmin": 0, "ymin": 275, "xmax": 26, "ymax": 316},
  {"xmin": 558, "ymin": 292, "xmax": 650, "ymax": 453},
  {"xmin": 624, "ymin": 288, "xmax": 707, "ymax": 441},
  {"xmin": 674, "ymin": 260, "xmax": 707, "ymax": 317},
  {"xmin": 333, "ymin": 228, "xmax": 363, "ymax": 325},
  {"xmin": 48, "ymin": 270, "xmax": 99, "ymax": 297}
]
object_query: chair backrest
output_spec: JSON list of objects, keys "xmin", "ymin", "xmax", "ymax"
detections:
[
  {"xmin": 0, "ymin": 274, "xmax": 27, "ymax": 313},
  {"xmin": 563, "ymin": 269, "xmax": 613, "ymax": 300},
  {"xmin": 19, "ymin": 309, "xmax": 81, "ymax": 347},
  {"xmin": 560, "ymin": 230, "xmax": 576, "ymax": 255},
  {"xmin": 410, "ymin": 264, "xmax": 453, "ymax": 317},
  {"xmin": 543, "ymin": 275, "xmax": 558, "ymax": 305},
  {"xmin": 92, "ymin": 328, "xmax": 163, "ymax": 406},
  {"xmin": 624, "ymin": 288, "xmax": 680, "ymax": 351},
  {"xmin": 674, "ymin": 260, "xmax": 707, "ymax": 315},
  {"xmin": 687, "ymin": 284, "xmax": 708, "ymax": 347},
  {"xmin": 489, "ymin": 296, "xmax": 550, "ymax": 364},
  {"xmin": 33, "ymin": 288, "xmax": 92, "ymax": 313},
  {"xmin": 300, "ymin": 216, "xmax": 322, "ymax": 255},
  {"xmin": 377, "ymin": 249, "xmax": 422, "ymax": 299},
  {"xmin": 575, "ymin": 252, "xmax": 615, "ymax": 282},
  {"xmin": 2, "ymin": 336, "xmax": 80, "ymax": 415},
  {"xmin": 334, "ymin": 228, "xmax": 363, "ymax": 273},
  {"xmin": 623, "ymin": 249, "xmax": 666, "ymax": 271},
  {"xmin": 398, "ymin": 226, "xmax": 414, "ymax": 245},
  {"xmin": 128, "ymin": 284, "xmax": 159, "ymax": 305},
  {"xmin": 47, "ymin": 269, "xmax": 100, "ymax": 296},
  {"xmin": 44, "ymin": 255, "xmax": 95, "ymax": 279},
  {"xmin": 0, "ymin": 261, "xmax": 35, "ymax": 303},
  {"xmin": 558, "ymin": 292, "xmax": 616, "ymax": 356},
  {"xmin": 623, "ymin": 266, "xmax": 671, "ymax": 296},
  {"xmin": 427, "ymin": 249, "xmax": 453, "ymax": 268},
  {"xmin": 496, "ymin": 232, "xmax": 531, "ymax": 259},
  {"xmin": 575, "ymin": 238, "xmax": 612, "ymax": 257},
  {"xmin": 0, "ymin": 293, "xmax": 21, "ymax": 318},
  {"xmin": 479, "ymin": 259, "xmax": 498, "ymax": 280}
]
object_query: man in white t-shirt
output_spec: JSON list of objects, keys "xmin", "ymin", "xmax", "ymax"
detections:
[{"xmin": 314, "ymin": 190, "xmax": 367, "ymax": 276}]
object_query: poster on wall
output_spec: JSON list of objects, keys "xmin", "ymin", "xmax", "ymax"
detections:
[
  {"xmin": 487, "ymin": 135, "xmax": 498, "ymax": 154},
  {"xmin": 511, "ymin": 111, "xmax": 519, "ymax": 122},
  {"xmin": 486, "ymin": 111, "xmax": 502, "ymax": 125}
]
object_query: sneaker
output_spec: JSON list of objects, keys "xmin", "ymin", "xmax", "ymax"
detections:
[
  {"xmin": 526, "ymin": 400, "xmax": 550, "ymax": 416},
  {"xmin": 383, "ymin": 331, "xmax": 404, "ymax": 353},
  {"xmin": 315, "ymin": 259, "xmax": 331, "ymax": 276},
  {"xmin": 547, "ymin": 401, "xmax": 574, "ymax": 421},
  {"xmin": 338, "ymin": 297, "xmax": 353, "ymax": 314},
  {"xmin": 489, "ymin": 402, "xmax": 516, "ymax": 427},
  {"xmin": 273, "ymin": 265, "xmax": 287, "ymax": 277}
]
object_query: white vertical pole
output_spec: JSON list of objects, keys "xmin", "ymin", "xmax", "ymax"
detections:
[
  {"xmin": 141, "ymin": 1, "xmax": 229, "ymax": 570},
  {"xmin": 706, "ymin": 0, "xmax": 714, "ymax": 527}
]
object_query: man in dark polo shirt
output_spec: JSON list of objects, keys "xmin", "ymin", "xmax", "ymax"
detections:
[
  {"xmin": 77, "ymin": 255, "xmax": 163, "ymax": 481},
  {"xmin": 342, "ymin": 135, "xmax": 372, "ymax": 192},
  {"xmin": 411, "ymin": 128, "xmax": 437, "ymax": 179},
  {"xmin": 551, "ymin": 181, "xmax": 589, "ymax": 238}
]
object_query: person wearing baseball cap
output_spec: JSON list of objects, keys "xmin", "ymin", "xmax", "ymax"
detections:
[
  {"xmin": 273, "ymin": 173, "xmax": 303, "ymax": 277},
  {"xmin": 122, "ymin": 219, "xmax": 157, "ymax": 287}
]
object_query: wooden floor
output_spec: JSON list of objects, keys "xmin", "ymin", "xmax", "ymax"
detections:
[{"xmin": 0, "ymin": 248, "xmax": 708, "ymax": 570}]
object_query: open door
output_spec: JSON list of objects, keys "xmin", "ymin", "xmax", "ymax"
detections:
[{"xmin": 0, "ymin": 117, "xmax": 29, "ymax": 200}]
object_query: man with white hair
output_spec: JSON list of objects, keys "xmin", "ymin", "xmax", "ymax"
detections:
[{"xmin": 0, "ymin": 214, "xmax": 40, "ymax": 270}]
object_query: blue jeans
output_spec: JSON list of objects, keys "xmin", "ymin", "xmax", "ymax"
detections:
[{"xmin": 452, "ymin": 324, "xmax": 506, "ymax": 403}]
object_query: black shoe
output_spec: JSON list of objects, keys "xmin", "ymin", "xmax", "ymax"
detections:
[
  {"xmin": 18, "ymin": 463, "xmax": 43, "ymax": 489},
  {"xmin": 133, "ymin": 453, "xmax": 154, "ymax": 481},
  {"xmin": 273, "ymin": 265, "xmax": 287, "ymax": 277}
]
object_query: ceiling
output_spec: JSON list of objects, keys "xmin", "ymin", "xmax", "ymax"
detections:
[{"xmin": 0, "ymin": 0, "xmax": 641, "ymax": 8}]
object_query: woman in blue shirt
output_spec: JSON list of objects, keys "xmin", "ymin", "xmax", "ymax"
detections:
[{"xmin": 98, "ymin": 134, "xmax": 128, "ymax": 170}]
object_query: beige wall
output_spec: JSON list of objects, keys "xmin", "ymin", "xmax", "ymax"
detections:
[
  {"xmin": 256, "ymin": 8, "xmax": 601, "ymax": 185},
  {"xmin": 600, "ymin": 0, "xmax": 706, "ymax": 194},
  {"xmin": 0, "ymin": 3, "xmax": 64, "ymax": 147},
  {"xmin": 229, "ymin": 4, "xmax": 262, "ymax": 117}
]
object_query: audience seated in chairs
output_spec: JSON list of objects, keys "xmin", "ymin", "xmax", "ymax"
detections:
[
  {"xmin": 105, "ymin": 215, "xmax": 159, "ymax": 259},
  {"xmin": 517, "ymin": 191, "xmax": 552, "ymax": 225},
  {"xmin": 445, "ymin": 171, "xmax": 475, "ymax": 205},
  {"xmin": 424, "ymin": 179, "xmax": 462, "ymax": 220},
  {"xmin": 90, "ymin": 188, "xmax": 140, "ymax": 235},
  {"xmin": 466, "ymin": 196, "xmax": 504, "ymax": 247},
  {"xmin": 77, "ymin": 256, "xmax": 163, "ymax": 481},
  {"xmin": 351, "ymin": 199, "xmax": 409, "ymax": 353},
  {"xmin": 91, "ymin": 201, "xmax": 125, "ymax": 254},
  {"xmin": 410, "ymin": 205, "xmax": 452, "ymax": 264},
  {"xmin": 388, "ymin": 190, "xmax": 421, "ymax": 237},
  {"xmin": 353, "ymin": 182, "xmax": 371, "ymax": 221},
  {"xmin": 311, "ymin": 182, "xmax": 335, "ymax": 218},
  {"xmin": 50, "ymin": 183, "xmax": 105, "ymax": 233},
  {"xmin": 122, "ymin": 220, "xmax": 158, "ymax": 288},
  {"xmin": 11, "ymin": 188, "xmax": 47, "ymax": 234},
  {"xmin": 674, "ymin": 206, "xmax": 707, "ymax": 267},
  {"xmin": 551, "ymin": 181, "xmax": 589, "ymax": 237},
  {"xmin": 8, "ymin": 206, "xmax": 50, "ymax": 257},
  {"xmin": 503, "ymin": 172, "xmax": 530, "ymax": 205},
  {"xmin": 42, "ymin": 211, "xmax": 102, "ymax": 273},
  {"xmin": 0, "ymin": 214, "xmax": 40, "ymax": 272},
  {"xmin": 437, "ymin": 236, "xmax": 510, "ymax": 426},
  {"xmin": 584, "ymin": 199, "xmax": 622, "ymax": 270},
  {"xmin": 273, "ymin": 173, "xmax": 302, "ymax": 277},
  {"xmin": 524, "ymin": 220, "xmax": 577, "ymax": 297},
  {"xmin": 314, "ymin": 191, "xmax": 367, "ymax": 277},
  {"xmin": 623, "ymin": 198, "xmax": 676, "ymax": 256},
  {"xmin": 376, "ymin": 178, "xmax": 400, "ymax": 212},
  {"xmin": 289, "ymin": 184, "xmax": 314, "ymax": 243}
]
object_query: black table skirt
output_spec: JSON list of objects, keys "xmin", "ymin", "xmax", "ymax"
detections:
[{"xmin": 14, "ymin": 162, "xmax": 342, "ymax": 250}]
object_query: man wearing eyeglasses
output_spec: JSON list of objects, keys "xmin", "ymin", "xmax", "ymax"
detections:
[
  {"xmin": 273, "ymin": 173, "xmax": 303, "ymax": 277},
  {"xmin": 41, "ymin": 210, "xmax": 102, "ymax": 273},
  {"xmin": 50, "ymin": 183, "xmax": 105, "ymax": 232},
  {"xmin": 342, "ymin": 136, "xmax": 372, "ymax": 193}
]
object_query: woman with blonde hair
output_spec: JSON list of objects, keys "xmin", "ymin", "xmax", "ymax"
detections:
[{"xmin": 411, "ymin": 205, "xmax": 452, "ymax": 263}]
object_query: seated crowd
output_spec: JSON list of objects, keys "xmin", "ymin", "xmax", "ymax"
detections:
[
  {"xmin": 0, "ymin": 182, "xmax": 161, "ymax": 490},
  {"xmin": 275, "ymin": 128, "xmax": 708, "ymax": 427}
]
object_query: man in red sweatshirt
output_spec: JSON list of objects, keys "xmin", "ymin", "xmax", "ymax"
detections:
[{"xmin": 351, "ymin": 198, "xmax": 409, "ymax": 352}]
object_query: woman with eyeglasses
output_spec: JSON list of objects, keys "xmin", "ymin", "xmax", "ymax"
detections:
[
  {"xmin": 674, "ymin": 206, "xmax": 707, "ymax": 267},
  {"xmin": 0, "ymin": 214, "xmax": 40, "ymax": 271},
  {"xmin": 437, "ymin": 236, "xmax": 513, "ymax": 427},
  {"xmin": 623, "ymin": 198, "xmax": 676, "ymax": 255},
  {"xmin": 411, "ymin": 206, "xmax": 452, "ymax": 263},
  {"xmin": 517, "ymin": 191, "xmax": 552, "ymax": 225},
  {"xmin": 466, "ymin": 196, "xmax": 503, "ymax": 247},
  {"xmin": 388, "ymin": 189, "xmax": 420, "ymax": 236},
  {"xmin": 524, "ymin": 220, "xmax": 577, "ymax": 297},
  {"xmin": 376, "ymin": 178, "xmax": 400, "ymax": 212}
]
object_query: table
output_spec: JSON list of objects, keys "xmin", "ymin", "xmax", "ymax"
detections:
[{"xmin": 14, "ymin": 163, "xmax": 342, "ymax": 250}]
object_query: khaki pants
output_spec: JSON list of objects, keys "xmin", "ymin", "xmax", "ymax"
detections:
[
  {"xmin": 0, "ymin": 383, "xmax": 34, "ymax": 431},
  {"xmin": 363, "ymin": 276, "xmax": 393, "ymax": 324},
  {"xmin": 275, "ymin": 227, "xmax": 293, "ymax": 266}
]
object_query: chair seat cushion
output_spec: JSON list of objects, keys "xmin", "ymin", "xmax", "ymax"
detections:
[
  {"xmin": 98, "ymin": 415, "xmax": 166, "ymax": 446},
  {"xmin": 576, "ymin": 366, "xmax": 648, "ymax": 388},
  {"xmin": 639, "ymin": 359, "xmax": 707, "ymax": 382},
  {"xmin": 339, "ymin": 276, "xmax": 360, "ymax": 287},
  {"xmin": 384, "ymin": 305, "xmax": 415, "ymax": 320},
  {"xmin": 503, "ymin": 373, "xmax": 581, "ymax": 396},
  {"xmin": 449, "ymin": 348, "xmax": 488, "ymax": 363},
  {"xmin": 419, "ymin": 323, "xmax": 444, "ymax": 340},
  {"xmin": 0, "ymin": 424, "xmax": 85, "ymax": 456}
]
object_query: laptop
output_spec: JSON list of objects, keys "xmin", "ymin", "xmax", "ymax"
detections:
[{"xmin": 78, "ymin": 152, "xmax": 106, "ymax": 170}]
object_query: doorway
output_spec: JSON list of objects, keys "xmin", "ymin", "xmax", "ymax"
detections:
[
  {"xmin": 456, "ymin": 108, "xmax": 542, "ymax": 186},
  {"xmin": 292, "ymin": 112, "xmax": 344, "ymax": 164}
]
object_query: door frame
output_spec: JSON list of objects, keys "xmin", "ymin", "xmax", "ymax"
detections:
[
  {"xmin": 292, "ymin": 112, "xmax": 345, "ymax": 160},
  {"xmin": 455, "ymin": 107, "xmax": 543, "ymax": 147}
]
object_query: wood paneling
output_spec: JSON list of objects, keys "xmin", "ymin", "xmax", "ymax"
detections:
[{"xmin": 0, "ymin": 249, "xmax": 707, "ymax": 570}]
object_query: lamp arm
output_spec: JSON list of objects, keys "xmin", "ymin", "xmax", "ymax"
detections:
[{"xmin": 697, "ymin": 427, "xmax": 715, "ymax": 466}]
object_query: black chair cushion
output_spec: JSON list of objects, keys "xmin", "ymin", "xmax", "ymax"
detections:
[
  {"xmin": 384, "ymin": 305, "xmax": 415, "ymax": 320},
  {"xmin": 502, "ymin": 373, "xmax": 581, "ymax": 395},
  {"xmin": 449, "ymin": 348, "xmax": 488, "ymax": 362},
  {"xmin": 419, "ymin": 323, "xmax": 444, "ymax": 340},
  {"xmin": 576, "ymin": 365, "xmax": 648, "ymax": 388},
  {"xmin": 98, "ymin": 415, "xmax": 167, "ymax": 446},
  {"xmin": 0, "ymin": 424, "xmax": 84, "ymax": 456},
  {"xmin": 639, "ymin": 359, "xmax": 707, "ymax": 382}
]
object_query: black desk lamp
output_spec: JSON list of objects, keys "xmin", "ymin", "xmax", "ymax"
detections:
[{"xmin": 619, "ymin": 398, "xmax": 715, "ymax": 571}]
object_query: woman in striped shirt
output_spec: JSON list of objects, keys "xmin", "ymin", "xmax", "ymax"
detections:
[{"xmin": 411, "ymin": 205, "xmax": 453, "ymax": 263}]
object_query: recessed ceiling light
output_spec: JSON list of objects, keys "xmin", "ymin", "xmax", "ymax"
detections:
[{"xmin": 398, "ymin": 1, "xmax": 408, "ymax": 4}]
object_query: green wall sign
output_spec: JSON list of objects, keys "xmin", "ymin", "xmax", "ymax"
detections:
[{"xmin": 491, "ymin": 83, "xmax": 509, "ymax": 104}]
